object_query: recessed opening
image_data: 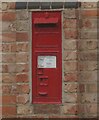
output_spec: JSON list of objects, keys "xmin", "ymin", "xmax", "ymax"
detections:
[{"xmin": 35, "ymin": 23, "xmax": 56, "ymax": 28}]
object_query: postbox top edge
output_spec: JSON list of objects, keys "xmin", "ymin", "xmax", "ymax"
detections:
[{"xmin": 33, "ymin": 18, "xmax": 59, "ymax": 24}]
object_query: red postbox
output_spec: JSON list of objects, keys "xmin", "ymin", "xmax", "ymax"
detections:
[{"xmin": 32, "ymin": 11, "xmax": 62, "ymax": 103}]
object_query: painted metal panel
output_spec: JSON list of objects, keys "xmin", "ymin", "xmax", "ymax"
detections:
[{"xmin": 32, "ymin": 11, "xmax": 62, "ymax": 103}]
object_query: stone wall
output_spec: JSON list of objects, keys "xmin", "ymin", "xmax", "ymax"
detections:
[
  {"xmin": 78, "ymin": 3, "xmax": 98, "ymax": 118},
  {"xmin": 0, "ymin": 2, "xmax": 98, "ymax": 119}
]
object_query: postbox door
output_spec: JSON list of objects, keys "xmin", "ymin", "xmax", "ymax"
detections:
[
  {"xmin": 33, "ymin": 52, "xmax": 61, "ymax": 103},
  {"xmin": 32, "ymin": 11, "xmax": 62, "ymax": 103}
]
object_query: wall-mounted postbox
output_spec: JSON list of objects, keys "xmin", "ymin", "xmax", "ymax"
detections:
[{"xmin": 32, "ymin": 11, "xmax": 62, "ymax": 103}]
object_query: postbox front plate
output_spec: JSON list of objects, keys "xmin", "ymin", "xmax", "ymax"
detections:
[{"xmin": 32, "ymin": 11, "xmax": 62, "ymax": 103}]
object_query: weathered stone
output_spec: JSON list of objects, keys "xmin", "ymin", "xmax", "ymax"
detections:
[
  {"xmin": 1, "ymin": 2, "xmax": 8, "ymax": 11},
  {"xmin": 64, "ymin": 93, "xmax": 78, "ymax": 103},
  {"xmin": 81, "ymin": 19, "xmax": 97, "ymax": 30},
  {"xmin": 16, "ymin": 73, "xmax": 29, "ymax": 83},
  {"xmin": 81, "ymin": 30, "xmax": 97, "ymax": 39},
  {"xmin": 86, "ymin": 84, "xmax": 97, "ymax": 93},
  {"xmin": 2, "ymin": 73, "xmax": 16, "ymax": 83},
  {"xmin": 17, "ymin": 84, "xmax": 30, "ymax": 94},
  {"xmin": 2, "ymin": 63, "xmax": 16, "ymax": 73},
  {"xmin": 64, "ymin": 40, "xmax": 77, "ymax": 50},
  {"xmin": 2, "ymin": 12, "xmax": 16, "ymax": 21},
  {"xmin": 16, "ymin": 10, "xmax": 29, "ymax": 20},
  {"xmin": 79, "ymin": 84, "xmax": 85, "ymax": 92},
  {"xmin": 64, "ymin": 83, "xmax": 78, "ymax": 92},
  {"xmin": 2, "ymin": 84, "xmax": 17, "ymax": 94},
  {"xmin": 63, "ymin": 9, "xmax": 77, "ymax": 19},
  {"xmin": 2, "ymin": 95, "xmax": 16, "ymax": 105},
  {"xmin": 64, "ymin": 72, "xmax": 78, "ymax": 82},
  {"xmin": 62, "ymin": 104, "xmax": 79, "ymax": 115},
  {"xmin": 16, "ymin": 43, "xmax": 29, "ymax": 52},
  {"xmin": 81, "ymin": 2, "xmax": 97, "ymax": 8},
  {"xmin": 80, "ymin": 93, "xmax": 97, "ymax": 103},
  {"xmin": 0, "ymin": 2, "xmax": 2, "ymax": 11},
  {"xmin": 16, "ymin": 32, "xmax": 28, "ymax": 41},
  {"xmin": 81, "ymin": 10, "xmax": 98, "ymax": 18},
  {"xmin": 78, "ymin": 51, "xmax": 97, "ymax": 61},
  {"xmin": 8, "ymin": 2, "xmax": 16, "ymax": 9},
  {"xmin": 63, "ymin": 19, "xmax": 77, "ymax": 28},
  {"xmin": 16, "ymin": 64, "xmax": 29, "ymax": 73},
  {"xmin": 2, "ymin": 43, "xmax": 16, "ymax": 52},
  {"xmin": 34, "ymin": 104, "xmax": 60, "ymax": 114},
  {"xmin": 78, "ymin": 61, "xmax": 97, "ymax": 71},
  {"xmin": 2, "ymin": 22, "xmax": 13, "ymax": 32},
  {"xmin": 78, "ymin": 40, "xmax": 97, "ymax": 51},
  {"xmin": 64, "ymin": 61, "xmax": 77, "ymax": 72},
  {"xmin": 16, "ymin": 53, "xmax": 29, "ymax": 63},
  {"xmin": 15, "ymin": 20, "xmax": 29, "ymax": 31},
  {"xmin": 78, "ymin": 71, "xmax": 97, "ymax": 82},
  {"xmin": 64, "ymin": 51, "xmax": 77, "ymax": 61},
  {"xmin": 17, "ymin": 105, "xmax": 33, "ymax": 115},
  {"xmin": 2, "ymin": 33, "xmax": 16, "ymax": 42},
  {"xmin": 17, "ymin": 94, "xmax": 29, "ymax": 104},
  {"xmin": 2, "ymin": 54, "xmax": 16, "ymax": 63},
  {"xmin": 80, "ymin": 104, "xmax": 97, "ymax": 115},
  {"xmin": 64, "ymin": 29, "xmax": 78, "ymax": 39},
  {"xmin": 2, "ymin": 106, "xmax": 16, "ymax": 116}
]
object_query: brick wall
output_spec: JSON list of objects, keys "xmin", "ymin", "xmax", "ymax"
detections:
[
  {"xmin": 78, "ymin": 3, "xmax": 98, "ymax": 118},
  {"xmin": 1, "ymin": 2, "xmax": 98, "ymax": 119}
]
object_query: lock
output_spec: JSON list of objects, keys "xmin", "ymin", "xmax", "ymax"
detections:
[{"xmin": 37, "ymin": 68, "xmax": 43, "ymax": 75}]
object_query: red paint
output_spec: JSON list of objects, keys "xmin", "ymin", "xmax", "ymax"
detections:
[
  {"xmin": 32, "ymin": 11, "xmax": 62, "ymax": 103},
  {"xmin": 34, "ymin": 18, "xmax": 58, "ymax": 24}
]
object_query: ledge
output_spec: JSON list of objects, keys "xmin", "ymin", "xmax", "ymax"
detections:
[{"xmin": 16, "ymin": 2, "xmax": 81, "ymax": 9}]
